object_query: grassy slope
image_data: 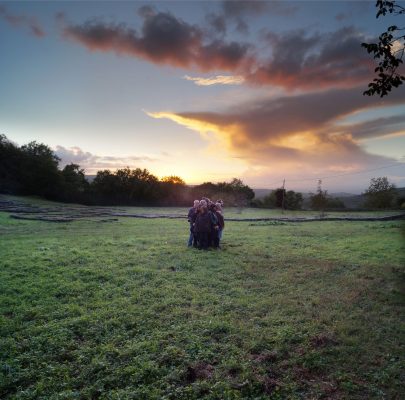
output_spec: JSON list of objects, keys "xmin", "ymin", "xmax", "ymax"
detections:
[{"xmin": 0, "ymin": 211, "xmax": 404, "ymax": 399}]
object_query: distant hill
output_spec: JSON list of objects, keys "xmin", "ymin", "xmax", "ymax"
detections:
[
  {"xmin": 329, "ymin": 192, "xmax": 358, "ymax": 198},
  {"xmin": 334, "ymin": 194, "xmax": 365, "ymax": 209},
  {"xmin": 84, "ymin": 178, "xmax": 404, "ymax": 208},
  {"xmin": 252, "ymin": 188, "xmax": 273, "ymax": 199},
  {"xmin": 85, "ymin": 175, "xmax": 96, "ymax": 182},
  {"xmin": 253, "ymin": 187, "xmax": 405, "ymax": 209}
]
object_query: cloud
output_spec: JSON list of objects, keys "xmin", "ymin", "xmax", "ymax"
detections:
[
  {"xmin": 54, "ymin": 145, "xmax": 156, "ymax": 173},
  {"xmin": 62, "ymin": 10, "xmax": 251, "ymax": 72},
  {"xmin": 220, "ymin": 0, "xmax": 298, "ymax": 34},
  {"xmin": 224, "ymin": 0, "xmax": 297, "ymax": 17},
  {"xmin": 205, "ymin": 13, "xmax": 227, "ymax": 35},
  {"xmin": 249, "ymin": 27, "xmax": 374, "ymax": 90},
  {"xmin": 0, "ymin": 5, "xmax": 45, "ymax": 37},
  {"xmin": 147, "ymin": 87, "xmax": 405, "ymax": 172},
  {"xmin": 62, "ymin": 5, "xmax": 375, "ymax": 92},
  {"xmin": 184, "ymin": 74, "xmax": 245, "ymax": 86},
  {"xmin": 333, "ymin": 115, "xmax": 405, "ymax": 140}
]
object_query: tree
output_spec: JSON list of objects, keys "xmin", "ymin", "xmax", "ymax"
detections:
[
  {"xmin": 60, "ymin": 163, "xmax": 89, "ymax": 202},
  {"xmin": 160, "ymin": 176, "xmax": 187, "ymax": 205},
  {"xmin": 19, "ymin": 141, "xmax": 62, "ymax": 197},
  {"xmin": 362, "ymin": 0, "xmax": 405, "ymax": 97},
  {"xmin": 0, "ymin": 134, "xmax": 23, "ymax": 194},
  {"xmin": 161, "ymin": 176, "xmax": 185, "ymax": 185},
  {"xmin": 285, "ymin": 190, "xmax": 303, "ymax": 210},
  {"xmin": 364, "ymin": 176, "xmax": 396, "ymax": 208},
  {"xmin": 252, "ymin": 189, "xmax": 303, "ymax": 210},
  {"xmin": 310, "ymin": 180, "xmax": 328, "ymax": 215}
]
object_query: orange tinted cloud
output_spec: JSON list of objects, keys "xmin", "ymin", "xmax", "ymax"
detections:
[
  {"xmin": 148, "ymin": 87, "xmax": 405, "ymax": 170},
  {"xmin": 184, "ymin": 74, "xmax": 245, "ymax": 86}
]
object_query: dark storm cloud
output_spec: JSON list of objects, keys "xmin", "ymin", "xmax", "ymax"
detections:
[
  {"xmin": 63, "ymin": 10, "xmax": 251, "ymax": 71},
  {"xmin": 0, "ymin": 5, "xmax": 45, "ymax": 37}
]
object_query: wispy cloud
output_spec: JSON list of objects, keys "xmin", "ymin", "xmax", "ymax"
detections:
[
  {"xmin": 0, "ymin": 5, "xmax": 45, "ymax": 37},
  {"xmin": 183, "ymin": 74, "xmax": 245, "ymax": 86},
  {"xmin": 54, "ymin": 145, "xmax": 157, "ymax": 173}
]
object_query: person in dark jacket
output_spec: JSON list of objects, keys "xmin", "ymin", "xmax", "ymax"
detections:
[
  {"xmin": 194, "ymin": 204, "xmax": 213, "ymax": 250},
  {"xmin": 214, "ymin": 203, "xmax": 225, "ymax": 248},
  {"xmin": 187, "ymin": 200, "xmax": 200, "ymax": 247},
  {"xmin": 208, "ymin": 202, "xmax": 219, "ymax": 247}
]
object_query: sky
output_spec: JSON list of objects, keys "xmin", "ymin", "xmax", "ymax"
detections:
[{"xmin": 1, "ymin": 0, "xmax": 405, "ymax": 193}]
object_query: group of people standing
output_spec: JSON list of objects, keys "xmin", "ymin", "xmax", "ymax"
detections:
[{"xmin": 187, "ymin": 198, "xmax": 225, "ymax": 249}]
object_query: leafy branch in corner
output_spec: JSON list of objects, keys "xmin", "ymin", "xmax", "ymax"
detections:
[{"xmin": 362, "ymin": 0, "xmax": 405, "ymax": 97}]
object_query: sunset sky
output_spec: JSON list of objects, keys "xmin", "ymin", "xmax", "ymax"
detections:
[{"xmin": 1, "ymin": 0, "xmax": 404, "ymax": 193}]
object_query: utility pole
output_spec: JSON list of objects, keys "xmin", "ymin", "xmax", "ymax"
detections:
[{"xmin": 281, "ymin": 179, "xmax": 285, "ymax": 214}]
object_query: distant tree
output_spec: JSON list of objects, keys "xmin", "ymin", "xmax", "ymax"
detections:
[
  {"xmin": 325, "ymin": 197, "xmax": 345, "ymax": 210},
  {"xmin": 160, "ymin": 176, "xmax": 187, "ymax": 205},
  {"xmin": 60, "ymin": 163, "xmax": 89, "ymax": 201},
  {"xmin": 19, "ymin": 140, "xmax": 62, "ymax": 197},
  {"xmin": 285, "ymin": 190, "xmax": 303, "ymax": 210},
  {"xmin": 310, "ymin": 180, "xmax": 328, "ymax": 215},
  {"xmin": 362, "ymin": 0, "xmax": 405, "ymax": 97},
  {"xmin": 274, "ymin": 188, "xmax": 286, "ymax": 208},
  {"xmin": 192, "ymin": 178, "xmax": 254, "ymax": 208},
  {"xmin": 228, "ymin": 178, "xmax": 255, "ymax": 209},
  {"xmin": 260, "ymin": 191, "xmax": 277, "ymax": 208},
  {"xmin": 0, "ymin": 134, "xmax": 23, "ymax": 194},
  {"xmin": 161, "ymin": 176, "xmax": 185, "ymax": 185},
  {"xmin": 91, "ymin": 167, "xmax": 160, "ymax": 205},
  {"xmin": 364, "ymin": 176, "xmax": 396, "ymax": 208},
  {"xmin": 249, "ymin": 188, "xmax": 303, "ymax": 210}
]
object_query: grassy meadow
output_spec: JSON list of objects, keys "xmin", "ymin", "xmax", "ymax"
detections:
[{"xmin": 0, "ymin": 200, "xmax": 404, "ymax": 399}]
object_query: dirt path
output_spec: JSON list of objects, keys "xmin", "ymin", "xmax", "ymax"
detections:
[{"xmin": 1, "ymin": 197, "xmax": 404, "ymax": 223}]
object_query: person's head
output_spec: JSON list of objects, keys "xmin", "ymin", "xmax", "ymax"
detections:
[
  {"xmin": 199, "ymin": 199, "xmax": 207, "ymax": 208},
  {"xmin": 193, "ymin": 200, "xmax": 200, "ymax": 208},
  {"xmin": 216, "ymin": 199, "xmax": 224, "ymax": 206},
  {"xmin": 215, "ymin": 203, "xmax": 222, "ymax": 212}
]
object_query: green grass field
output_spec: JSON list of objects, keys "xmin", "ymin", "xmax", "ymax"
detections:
[{"xmin": 0, "ymin": 201, "xmax": 404, "ymax": 399}]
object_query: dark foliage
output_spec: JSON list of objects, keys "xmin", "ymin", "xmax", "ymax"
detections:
[
  {"xmin": 364, "ymin": 176, "xmax": 397, "ymax": 208},
  {"xmin": 191, "ymin": 178, "xmax": 255, "ymax": 208},
  {"xmin": 0, "ymin": 135, "xmax": 61, "ymax": 198},
  {"xmin": 0, "ymin": 135, "xmax": 255, "ymax": 207},
  {"xmin": 309, "ymin": 180, "xmax": 345, "ymax": 211},
  {"xmin": 362, "ymin": 0, "xmax": 405, "ymax": 97},
  {"xmin": 253, "ymin": 188, "xmax": 303, "ymax": 210}
]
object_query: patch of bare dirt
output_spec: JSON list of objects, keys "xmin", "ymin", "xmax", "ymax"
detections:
[
  {"xmin": 309, "ymin": 333, "xmax": 338, "ymax": 349},
  {"xmin": 185, "ymin": 362, "xmax": 214, "ymax": 383}
]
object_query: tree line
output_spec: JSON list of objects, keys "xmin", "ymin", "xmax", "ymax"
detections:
[
  {"xmin": 1, "ymin": 135, "xmax": 401, "ymax": 209},
  {"xmin": 0, "ymin": 135, "xmax": 256, "ymax": 207}
]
